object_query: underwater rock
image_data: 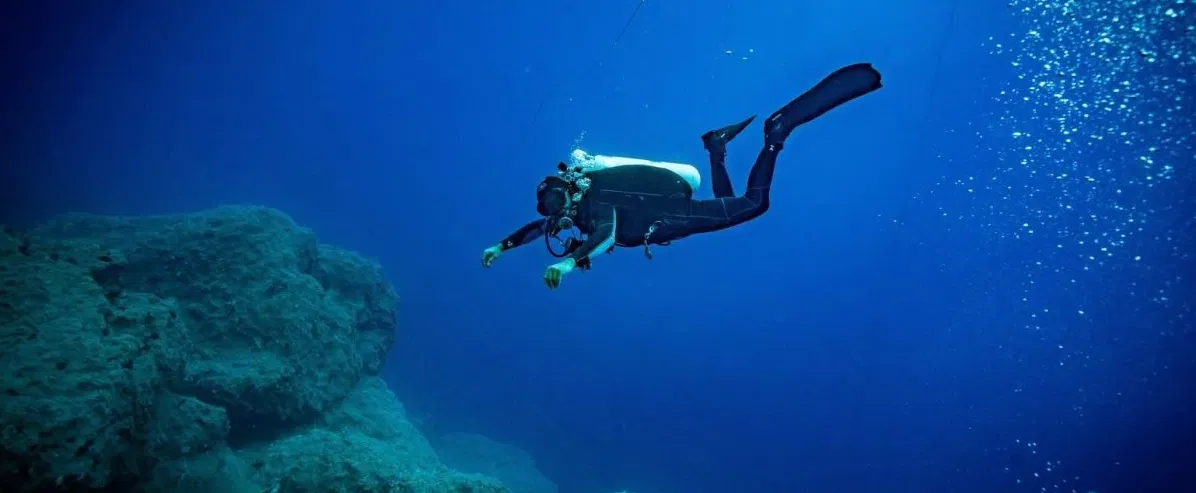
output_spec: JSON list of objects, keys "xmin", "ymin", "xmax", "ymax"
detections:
[
  {"xmin": 139, "ymin": 446, "xmax": 260, "ymax": 493},
  {"xmin": 146, "ymin": 392, "xmax": 230, "ymax": 460},
  {"xmin": 0, "ymin": 205, "xmax": 435, "ymax": 492},
  {"xmin": 241, "ymin": 377, "xmax": 509, "ymax": 493},
  {"xmin": 319, "ymin": 377, "xmax": 442, "ymax": 471},
  {"xmin": 0, "ymin": 225, "xmax": 188, "ymax": 490},
  {"xmin": 28, "ymin": 206, "xmax": 398, "ymax": 439},
  {"xmin": 432, "ymin": 432, "xmax": 558, "ymax": 493}
]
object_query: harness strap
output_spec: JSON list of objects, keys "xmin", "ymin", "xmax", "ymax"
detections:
[{"xmin": 643, "ymin": 221, "xmax": 662, "ymax": 259}]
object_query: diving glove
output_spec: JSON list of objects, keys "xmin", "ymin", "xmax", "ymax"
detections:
[
  {"xmin": 543, "ymin": 258, "xmax": 576, "ymax": 290},
  {"xmin": 481, "ymin": 244, "xmax": 504, "ymax": 268}
]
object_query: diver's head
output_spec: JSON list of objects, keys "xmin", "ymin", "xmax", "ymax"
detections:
[{"xmin": 536, "ymin": 176, "xmax": 571, "ymax": 217}]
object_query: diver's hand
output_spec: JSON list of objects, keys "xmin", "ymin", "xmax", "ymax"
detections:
[
  {"xmin": 481, "ymin": 244, "xmax": 504, "ymax": 268},
  {"xmin": 543, "ymin": 258, "xmax": 576, "ymax": 290}
]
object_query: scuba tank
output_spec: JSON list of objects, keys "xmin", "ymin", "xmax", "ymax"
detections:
[{"xmin": 568, "ymin": 148, "xmax": 701, "ymax": 192}]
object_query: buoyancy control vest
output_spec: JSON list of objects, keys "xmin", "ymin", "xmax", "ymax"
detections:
[{"xmin": 551, "ymin": 148, "xmax": 700, "ymax": 259}]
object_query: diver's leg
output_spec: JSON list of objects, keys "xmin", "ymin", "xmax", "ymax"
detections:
[
  {"xmin": 661, "ymin": 126, "xmax": 796, "ymax": 239},
  {"xmin": 764, "ymin": 63, "xmax": 883, "ymax": 146},
  {"xmin": 700, "ymin": 115, "xmax": 755, "ymax": 198},
  {"xmin": 716, "ymin": 63, "xmax": 881, "ymax": 204},
  {"xmin": 703, "ymin": 144, "xmax": 781, "ymax": 227},
  {"xmin": 657, "ymin": 143, "xmax": 782, "ymax": 241},
  {"xmin": 706, "ymin": 63, "xmax": 884, "ymax": 219},
  {"xmin": 703, "ymin": 143, "xmax": 735, "ymax": 199},
  {"xmin": 655, "ymin": 65, "xmax": 883, "ymax": 241}
]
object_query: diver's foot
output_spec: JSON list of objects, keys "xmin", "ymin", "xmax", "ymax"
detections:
[
  {"xmin": 764, "ymin": 62, "xmax": 884, "ymax": 146},
  {"xmin": 701, "ymin": 115, "xmax": 756, "ymax": 153}
]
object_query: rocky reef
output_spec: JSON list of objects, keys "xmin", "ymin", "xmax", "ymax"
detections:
[
  {"xmin": 431, "ymin": 433, "xmax": 558, "ymax": 493},
  {"xmin": 0, "ymin": 206, "xmax": 509, "ymax": 493}
]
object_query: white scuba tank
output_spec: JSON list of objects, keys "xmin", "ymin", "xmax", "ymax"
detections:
[{"xmin": 569, "ymin": 148, "xmax": 701, "ymax": 191}]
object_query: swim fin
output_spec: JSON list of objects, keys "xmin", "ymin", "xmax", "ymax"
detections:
[
  {"xmin": 765, "ymin": 63, "xmax": 883, "ymax": 146},
  {"xmin": 701, "ymin": 115, "xmax": 756, "ymax": 153}
]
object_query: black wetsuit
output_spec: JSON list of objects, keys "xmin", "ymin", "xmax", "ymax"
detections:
[
  {"xmin": 500, "ymin": 142, "xmax": 779, "ymax": 262},
  {"xmin": 499, "ymin": 63, "xmax": 884, "ymax": 265}
]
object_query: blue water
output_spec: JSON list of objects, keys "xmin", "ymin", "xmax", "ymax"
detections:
[{"xmin": 3, "ymin": 1, "xmax": 1193, "ymax": 492}]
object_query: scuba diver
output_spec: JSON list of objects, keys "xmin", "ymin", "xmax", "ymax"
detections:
[{"xmin": 481, "ymin": 63, "xmax": 884, "ymax": 290}]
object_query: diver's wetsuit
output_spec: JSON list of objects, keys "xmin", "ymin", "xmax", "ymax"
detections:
[{"xmin": 499, "ymin": 63, "xmax": 884, "ymax": 265}]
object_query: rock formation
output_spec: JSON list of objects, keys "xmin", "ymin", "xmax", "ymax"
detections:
[
  {"xmin": 432, "ymin": 433, "xmax": 558, "ymax": 493},
  {"xmin": 0, "ymin": 205, "xmax": 509, "ymax": 493}
]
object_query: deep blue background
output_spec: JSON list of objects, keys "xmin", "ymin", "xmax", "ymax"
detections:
[{"xmin": 2, "ymin": 1, "xmax": 1193, "ymax": 493}]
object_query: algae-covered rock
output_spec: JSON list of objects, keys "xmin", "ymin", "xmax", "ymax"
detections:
[
  {"xmin": 319, "ymin": 377, "xmax": 442, "ymax": 471},
  {"xmin": 1, "ymin": 205, "xmax": 535, "ymax": 493},
  {"xmin": 0, "ymin": 227, "xmax": 188, "ymax": 490},
  {"xmin": 432, "ymin": 432, "xmax": 558, "ymax": 493},
  {"xmin": 140, "ymin": 446, "xmax": 261, "ymax": 493},
  {"xmin": 1, "ymin": 206, "xmax": 402, "ymax": 491},
  {"xmin": 146, "ymin": 392, "xmax": 230, "ymax": 459},
  {"xmin": 28, "ymin": 206, "xmax": 398, "ymax": 435},
  {"xmin": 1, "ymin": 205, "xmax": 527, "ymax": 493},
  {"xmin": 243, "ymin": 377, "xmax": 510, "ymax": 493}
]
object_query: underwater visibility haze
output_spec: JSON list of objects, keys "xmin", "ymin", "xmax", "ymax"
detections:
[{"xmin": 1, "ymin": 1, "xmax": 1193, "ymax": 492}]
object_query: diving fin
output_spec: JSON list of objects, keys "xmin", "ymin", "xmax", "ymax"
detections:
[
  {"xmin": 701, "ymin": 115, "xmax": 756, "ymax": 153},
  {"xmin": 765, "ymin": 63, "xmax": 883, "ymax": 146}
]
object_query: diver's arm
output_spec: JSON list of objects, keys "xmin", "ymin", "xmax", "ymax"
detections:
[
  {"xmin": 568, "ymin": 204, "xmax": 616, "ymax": 264},
  {"xmin": 499, "ymin": 218, "xmax": 548, "ymax": 251},
  {"xmin": 543, "ymin": 205, "xmax": 614, "ymax": 288},
  {"xmin": 483, "ymin": 219, "xmax": 547, "ymax": 268}
]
